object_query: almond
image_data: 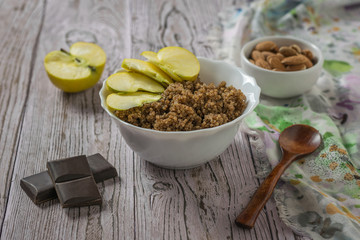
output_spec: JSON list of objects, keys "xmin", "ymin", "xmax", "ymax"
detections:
[
  {"xmin": 268, "ymin": 56, "xmax": 285, "ymax": 70},
  {"xmin": 279, "ymin": 46, "xmax": 297, "ymax": 57},
  {"xmin": 255, "ymin": 59, "xmax": 271, "ymax": 70},
  {"xmin": 290, "ymin": 44, "xmax": 301, "ymax": 53},
  {"xmin": 302, "ymin": 49, "xmax": 313, "ymax": 60},
  {"xmin": 249, "ymin": 59, "xmax": 255, "ymax": 64},
  {"xmin": 266, "ymin": 55, "xmax": 276, "ymax": 61},
  {"xmin": 267, "ymin": 55, "xmax": 282, "ymax": 62},
  {"xmin": 281, "ymin": 55, "xmax": 308, "ymax": 65},
  {"xmin": 276, "ymin": 53, "xmax": 285, "ymax": 60},
  {"xmin": 261, "ymin": 51, "xmax": 275, "ymax": 58},
  {"xmin": 251, "ymin": 50, "xmax": 264, "ymax": 61},
  {"xmin": 255, "ymin": 41, "xmax": 277, "ymax": 52},
  {"xmin": 302, "ymin": 55, "xmax": 313, "ymax": 68},
  {"xmin": 286, "ymin": 64, "xmax": 306, "ymax": 71}
]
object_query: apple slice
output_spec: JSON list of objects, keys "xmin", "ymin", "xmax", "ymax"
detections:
[
  {"xmin": 157, "ymin": 47, "xmax": 200, "ymax": 81},
  {"xmin": 142, "ymin": 47, "xmax": 200, "ymax": 81},
  {"xmin": 106, "ymin": 72, "xmax": 164, "ymax": 93},
  {"xmin": 44, "ymin": 42, "xmax": 106, "ymax": 92},
  {"xmin": 141, "ymin": 51, "xmax": 183, "ymax": 82},
  {"xmin": 106, "ymin": 92, "xmax": 161, "ymax": 111},
  {"xmin": 121, "ymin": 59, "xmax": 173, "ymax": 86}
]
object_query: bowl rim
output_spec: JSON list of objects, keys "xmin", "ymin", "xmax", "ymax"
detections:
[
  {"xmin": 241, "ymin": 35, "xmax": 324, "ymax": 74},
  {"xmin": 100, "ymin": 57, "xmax": 260, "ymax": 135}
]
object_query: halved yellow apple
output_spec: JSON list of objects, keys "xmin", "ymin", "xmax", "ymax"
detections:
[
  {"xmin": 44, "ymin": 42, "xmax": 106, "ymax": 92},
  {"xmin": 121, "ymin": 59, "xmax": 173, "ymax": 86},
  {"xmin": 106, "ymin": 92, "xmax": 161, "ymax": 111},
  {"xmin": 142, "ymin": 46, "xmax": 200, "ymax": 81},
  {"xmin": 106, "ymin": 72, "xmax": 164, "ymax": 93}
]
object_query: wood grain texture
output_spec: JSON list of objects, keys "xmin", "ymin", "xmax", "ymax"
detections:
[
  {"xmin": 0, "ymin": 0, "xmax": 309, "ymax": 239},
  {"xmin": 1, "ymin": 0, "xmax": 130, "ymax": 239},
  {"xmin": 0, "ymin": 0, "xmax": 46, "ymax": 229}
]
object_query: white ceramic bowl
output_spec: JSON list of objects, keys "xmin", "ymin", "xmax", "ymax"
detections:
[
  {"xmin": 241, "ymin": 36, "xmax": 324, "ymax": 98},
  {"xmin": 100, "ymin": 57, "xmax": 260, "ymax": 169}
]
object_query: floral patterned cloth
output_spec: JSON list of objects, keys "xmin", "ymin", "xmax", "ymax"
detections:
[{"xmin": 210, "ymin": 1, "xmax": 360, "ymax": 239}]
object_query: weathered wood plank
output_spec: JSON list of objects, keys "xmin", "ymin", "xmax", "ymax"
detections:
[
  {"xmin": 1, "ymin": 0, "xmax": 131, "ymax": 239},
  {"xmin": 0, "ymin": 0, "xmax": 45, "ymax": 229}
]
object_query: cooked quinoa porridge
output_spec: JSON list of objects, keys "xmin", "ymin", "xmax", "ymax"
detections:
[{"xmin": 115, "ymin": 79, "xmax": 247, "ymax": 131}]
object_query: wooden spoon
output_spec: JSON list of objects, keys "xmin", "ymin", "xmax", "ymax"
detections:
[{"xmin": 235, "ymin": 124, "xmax": 322, "ymax": 229}]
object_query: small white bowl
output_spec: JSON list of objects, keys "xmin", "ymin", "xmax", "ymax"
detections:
[
  {"xmin": 100, "ymin": 57, "xmax": 260, "ymax": 169},
  {"xmin": 241, "ymin": 36, "xmax": 324, "ymax": 98}
]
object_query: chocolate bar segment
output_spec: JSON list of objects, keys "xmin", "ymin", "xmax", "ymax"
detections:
[
  {"xmin": 56, "ymin": 176, "xmax": 102, "ymax": 207},
  {"xmin": 47, "ymin": 155, "xmax": 91, "ymax": 183},
  {"xmin": 20, "ymin": 171, "xmax": 57, "ymax": 204},
  {"xmin": 47, "ymin": 155, "xmax": 102, "ymax": 208},
  {"xmin": 87, "ymin": 153, "xmax": 118, "ymax": 183},
  {"xmin": 20, "ymin": 154, "xmax": 117, "ymax": 205}
]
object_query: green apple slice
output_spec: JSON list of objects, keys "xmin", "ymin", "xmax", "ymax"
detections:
[
  {"xmin": 121, "ymin": 58, "xmax": 173, "ymax": 85},
  {"xmin": 155, "ymin": 46, "xmax": 200, "ymax": 81},
  {"xmin": 141, "ymin": 51, "xmax": 183, "ymax": 82},
  {"xmin": 140, "ymin": 51, "xmax": 158, "ymax": 62},
  {"xmin": 106, "ymin": 72, "xmax": 164, "ymax": 93},
  {"xmin": 106, "ymin": 92, "xmax": 161, "ymax": 111}
]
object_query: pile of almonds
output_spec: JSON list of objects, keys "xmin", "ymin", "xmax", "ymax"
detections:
[{"xmin": 249, "ymin": 41, "xmax": 315, "ymax": 71}]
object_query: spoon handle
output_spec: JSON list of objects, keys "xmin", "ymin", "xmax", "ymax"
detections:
[{"xmin": 235, "ymin": 151, "xmax": 297, "ymax": 229}]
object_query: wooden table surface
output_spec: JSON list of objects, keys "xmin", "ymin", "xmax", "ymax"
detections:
[{"xmin": 0, "ymin": 0, "xmax": 310, "ymax": 239}]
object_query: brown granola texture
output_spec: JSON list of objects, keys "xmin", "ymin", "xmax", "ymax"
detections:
[{"xmin": 115, "ymin": 79, "xmax": 247, "ymax": 131}]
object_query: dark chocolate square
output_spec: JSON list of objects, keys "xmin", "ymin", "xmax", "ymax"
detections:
[
  {"xmin": 20, "ymin": 171, "xmax": 57, "ymax": 204},
  {"xmin": 47, "ymin": 155, "xmax": 91, "ymax": 183},
  {"xmin": 87, "ymin": 153, "xmax": 118, "ymax": 183},
  {"xmin": 55, "ymin": 176, "xmax": 102, "ymax": 207}
]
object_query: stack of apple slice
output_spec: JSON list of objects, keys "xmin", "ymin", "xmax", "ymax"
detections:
[{"xmin": 106, "ymin": 46, "xmax": 200, "ymax": 111}]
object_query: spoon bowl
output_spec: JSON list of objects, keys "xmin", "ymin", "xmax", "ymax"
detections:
[
  {"xmin": 279, "ymin": 124, "xmax": 322, "ymax": 155},
  {"xmin": 235, "ymin": 124, "xmax": 321, "ymax": 229}
]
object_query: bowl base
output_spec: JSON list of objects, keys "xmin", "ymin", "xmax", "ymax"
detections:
[{"xmin": 147, "ymin": 157, "xmax": 218, "ymax": 170}]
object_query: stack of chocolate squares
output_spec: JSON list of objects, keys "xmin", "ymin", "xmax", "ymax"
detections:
[{"xmin": 20, "ymin": 154, "xmax": 118, "ymax": 207}]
